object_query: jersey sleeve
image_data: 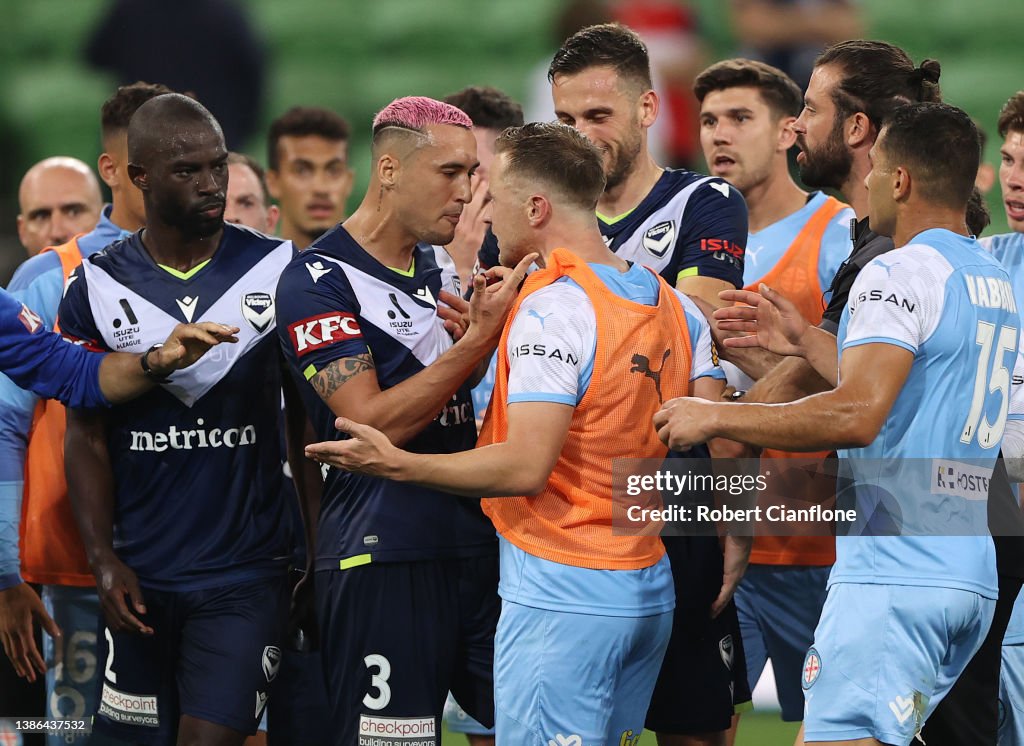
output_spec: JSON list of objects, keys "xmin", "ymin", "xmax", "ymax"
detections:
[
  {"xmin": 841, "ymin": 253, "xmax": 943, "ymax": 354},
  {"xmin": 818, "ymin": 207, "xmax": 855, "ymax": 296},
  {"xmin": 672, "ymin": 289, "xmax": 725, "ymax": 381},
  {"xmin": 57, "ymin": 266, "xmax": 107, "ymax": 353},
  {"xmin": 506, "ymin": 283, "xmax": 594, "ymax": 407},
  {"xmin": 1009, "ymin": 347, "xmax": 1024, "ymax": 422},
  {"xmin": 275, "ymin": 257, "xmax": 370, "ymax": 383},
  {"xmin": 672, "ymin": 178, "xmax": 748, "ymax": 288},
  {"xmin": 0, "ymin": 255, "xmax": 66, "ymax": 589}
]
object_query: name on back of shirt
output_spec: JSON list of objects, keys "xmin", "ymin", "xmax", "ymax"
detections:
[{"xmin": 964, "ymin": 275, "xmax": 1017, "ymax": 313}]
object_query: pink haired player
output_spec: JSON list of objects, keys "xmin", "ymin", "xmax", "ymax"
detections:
[{"xmin": 275, "ymin": 96, "xmax": 531, "ymax": 746}]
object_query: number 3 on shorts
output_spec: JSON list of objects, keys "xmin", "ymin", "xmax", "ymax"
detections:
[{"xmin": 363, "ymin": 653, "xmax": 391, "ymax": 710}]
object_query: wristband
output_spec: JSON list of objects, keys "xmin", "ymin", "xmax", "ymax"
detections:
[{"xmin": 140, "ymin": 343, "xmax": 171, "ymax": 383}]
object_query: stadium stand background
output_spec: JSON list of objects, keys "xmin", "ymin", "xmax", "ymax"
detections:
[
  {"xmin": 1, "ymin": 1, "xmax": 1015, "ymax": 742},
  {"xmin": 0, "ymin": 0, "xmax": 1017, "ymax": 285}
]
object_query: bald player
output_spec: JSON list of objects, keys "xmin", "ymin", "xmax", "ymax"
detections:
[
  {"xmin": 59, "ymin": 94, "xmax": 296, "ymax": 746},
  {"xmin": 17, "ymin": 157, "xmax": 102, "ymax": 256}
]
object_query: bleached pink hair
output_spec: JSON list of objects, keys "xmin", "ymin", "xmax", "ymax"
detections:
[{"xmin": 372, "ymin": 96, "xmax": 472, "ymax": 135}]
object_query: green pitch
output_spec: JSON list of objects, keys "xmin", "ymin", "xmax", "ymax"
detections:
[{"xmin": 441, "ymin": 712, "xmax": 801, "ymax": 744}]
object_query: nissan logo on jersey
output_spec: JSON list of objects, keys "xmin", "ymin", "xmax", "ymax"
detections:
[{"xmin": 289, "ymin": 312, "xmax": 362, "ymax": 355}]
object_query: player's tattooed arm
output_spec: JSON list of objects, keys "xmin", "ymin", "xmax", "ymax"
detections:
[{"xmin": 310, "ymin": 354, "xmax": 375, "ymax": 402}]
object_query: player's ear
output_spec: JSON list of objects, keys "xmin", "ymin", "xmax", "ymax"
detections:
[
  {"xmin": 846, "ymin": 111, "xmax": 874, "ymax": 149},
  {"xmin": 778, "ymin": 116, "xmax": 798, "ymax": 151},
  {"xmin": 892, "ymin": 166, "xmax": 911, "ymax": 202},
  {"xmin": 526, "ymin": 194, "xmax": 550, "ymax": 227},
  {"xmin": 127, "ymin": 163, "xmax": 148, "ymax": 192},
  {"xmin": 639, "ymin": 88, "xmax": 659, "ymax": 130},
  {"xmin": 98, "ymin": 152, "xmax": 119, "ymax": 189},
  {"xmin": 377, "ymin": 154, "xmax": 398, "ymax": 189}
]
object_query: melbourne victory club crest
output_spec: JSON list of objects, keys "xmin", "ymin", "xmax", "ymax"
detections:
[
  {"xmin": 242, "ymin": 292, "xmax": 275, "ymax": 333},
  {"xmin": 262, "ymin": 645, "xmax": 281, "ymax": 682},
  {"xmin": 642, "ymin": 220, "xmax": 675, "ymax": 258}
]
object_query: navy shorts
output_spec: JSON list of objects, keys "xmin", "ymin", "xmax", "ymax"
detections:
[
  {"xmin": 315, "ymin": 555, "xmax": 499, "ymax": 746},
  {"xmin": 92, "ymin": 575, "xmax": 289, "ymax": 744},
  {"xmin": 646, "ymin": 534, "xmax": 751, "ymax": 735}
]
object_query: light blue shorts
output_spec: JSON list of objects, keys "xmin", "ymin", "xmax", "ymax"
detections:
[
  {"xmin": 1000, "ymin": 644, "xmax": 1024, "ymax": 745},
  {"xmin": 803, "ymin": 583, "xmax": 994, "ymax": 746},
  {"xmin": 494, "ymin": 600, "xmax": 671, "ymax": 746}
]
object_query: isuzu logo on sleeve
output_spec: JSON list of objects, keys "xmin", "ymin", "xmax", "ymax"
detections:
[
  {"xmin": 242, "ymin": 292, "xmax": 275, "ymax": 333},
  {"xmin": 642, "ymin": 221, "xmax": 675, "ymax": 258}
]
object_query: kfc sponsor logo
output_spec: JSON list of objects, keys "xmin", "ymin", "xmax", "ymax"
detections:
[{"xmin": 289, "ymin": 312, "xmax": 362, "ymax": 355}]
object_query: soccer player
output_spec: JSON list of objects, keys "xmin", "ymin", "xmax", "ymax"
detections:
[
  {"xmin": 440, "ymin": 84, "xmax": 523, "ymax": 746},
  {"xmin": 266, "ymin": 106, "xmax": 353, "ymax": 249},
  {"xmin": 17, "ymin": 157, "xmax": 103, "ymax": 256},
  {"xmin": 0, "ymin": 81, "xmax": 175, "ymax": 742},
  {"xmin": 304, "ymin": 120, "xmax": 726, "ymax": 746},
  {"xmin": 59, "ymin": 94, "xmax": 294, "ymax": 746},
  {"xmin": 442, "ymin": 85, "xmax": 524, "ymax": 287},
  {"xmin": 979, "ymin": 89, "xmax": 1024, "ymax": 746},
  {"xmin": 693, "ymin": 58, "xmax": 853, "ymax": 732},
  {"xmin": 658, "ymin": 102, "xmax": 1010, "ymax": 746},
  {"xmin": 275, "ymin": 97, "xmax": 531, "ymax": 746},
  {"xmin": 740, "ymin": 41, "xmax": 1019, "ymax": 746},
  {"xmin": 546, "ymin": 23, "xmax": 751, "ymax": 744},
  {"xmin": 226, "ymin": 152, "xmax": 279, "ymax": 234}
]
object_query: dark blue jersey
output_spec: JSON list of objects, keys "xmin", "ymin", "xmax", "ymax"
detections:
[
  {"xmin": 275, "ymin": 225, "xmax": 496, "ymax": 571},
  {"xmin": 479, "ymin": 170, "xmax": 748, "ymax": 287},
  {"xmin": 599, "ymin": 169, "xmax": 748, "ymax": 288},
  {"xmin": 58, "ymin": 224, "xmax": 294, "ymax": 591}
]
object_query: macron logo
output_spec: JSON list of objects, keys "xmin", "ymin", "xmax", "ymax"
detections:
[
  {"xmin": 176, "ymin": 295, "xmax": 199, "ymax": 322},
  {"xmin": 289, "ymin": 312, "xmax": 362, "ymax": 355},
  {"xmin": 412, "ymin": 286, "xmax": 436, "ymax": 308},
  {"xmin": 710, "ymin": 182, "xmax": 730, "ymax": 198},
  {"xmin": 306, "ymin": 261, "xmax": 332, "ymax": 284}
]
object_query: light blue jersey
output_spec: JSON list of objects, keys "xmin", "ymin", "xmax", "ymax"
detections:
[
  {"xmin": 983, "ymin": 232, "xmax": 1024, "ymax": 645},
  {"xmin": 982, "ymin": 231, "xmax": 1024, "ymax": 324},
  {"xmin": 834, "ymin": 229, "xmax": 1018, "ymax": 599},
  {"xmin": 502, "ymin": 261, "xmax": 723, "ymax": 615},
  {"xmin": 744, "ymin": 191, "xmax": 853, "ymax": 293},
  {"xmin": 0, "ymin": 206, "xmax": 130, "ymax": 587}
]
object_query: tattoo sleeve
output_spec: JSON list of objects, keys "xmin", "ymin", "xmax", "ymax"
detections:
[{"xmin": 310, "ymin": 353, "xmax": 375, "ymax": 401}]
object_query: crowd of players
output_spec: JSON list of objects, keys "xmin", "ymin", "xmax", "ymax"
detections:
[{"xmin": 0, "ymin": 19, "xmax": 1023, "ymax": 746}]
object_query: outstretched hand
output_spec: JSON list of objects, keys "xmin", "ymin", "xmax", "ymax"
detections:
[
  {"xmin": 150, "ymin": 322, "xmax": 240, "ymax": 375},
  {"xmin": 305, "ymin": 417, "xmax": 402, "ymax": 479},
  {"xmin": 714, "ymin": 284, "xmax": 810, "ymax": 358}
]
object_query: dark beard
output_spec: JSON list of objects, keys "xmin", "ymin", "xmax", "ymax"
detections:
[
  {"xmin": 797, "ymin": 119, "xmax": 853, "ymax": 190},
  {"xmin": 157, "ymin": 201, "xmax": 223, "ymax": 240},
  {"xmin": 605, "ymin": 130, "xmax": 643, "ymax": 191}
]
